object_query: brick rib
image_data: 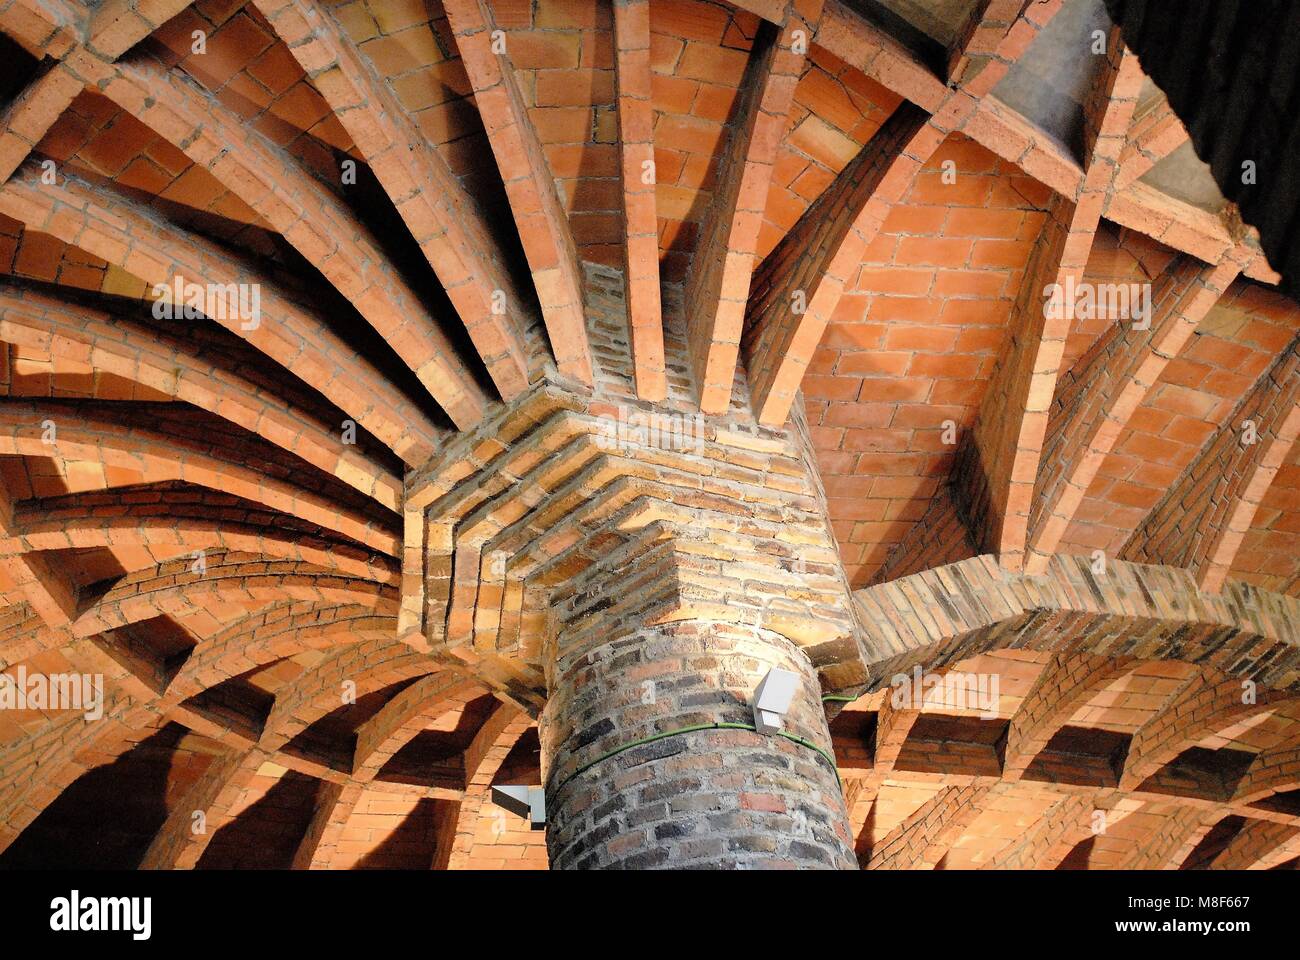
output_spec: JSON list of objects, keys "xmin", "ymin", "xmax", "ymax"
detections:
[
  {"xmin": 0, "ymin": 699, "xmax": 157, "ymax": 854},
  {"xmin": 0, "ymin": 0, "xmax": 79, "ymax": 60},
  {"xmin": 258, "ymin": 639, "xmax": 431, "ymax": 752},
  {"xmin": 87, "ymin": 0, "xmax": 196, "ymax": 60},
  {"xmin": 294, "ymin": 673, "xmax": 479, "ymax": 869},
  {"xmin": 138, "ymin": 747, "xmax": 266, "ymax": 869},
  {"xmin": 1026, "ymin": 254, "xmax": 1242, "ymax": 573},
  {"xmin": 448, "ymin": 702, "xmax": 531, "ymax": 869},
  {"xmin": 443, "ymin": 0, "xmax": 593, "ymax": 388},
  {"xmin": 684, "ymin": 3, "xmax": 817, "ymax": 414},
  {"xmin": 0, "ymin": 286, "xmax": 404, "ymax": 511},
  {"xmin": 734, "ymin": 0, "xmax": 1043, "ymax": 429},
  {"xmin": 1003, "ymin": 653, "xmax": 1135, "ymax": 780},
  {"xmin": 1121, "ymin": 335, "xmax": 1300, "ymax": 592},
  {"xmin": 1207, "ymin": 818, "xmax": 1300, "ymax": 870},
  {"xmin": 865, "ymin": 783, "xmax": 991, "ymax": 869},
  {"xmin": 1120, "ymin": 671, "xmax": 1275, "ymax": 791},
  {"xmin": 1115, "ymin": 97, "xmax": 1190, "ymax": 190},
  {"xmin": 252, "ymin": 0, "xmax": 533, "ymax": 402},
  {"xmin": 165, "ymin": 609, "xmax": 392, "ymax": 703},
  {"xmin": 91, "ymin": 56, "xmax": 488, "ymax": 429},
  {"xmin": 1232, "ymin": 742, "xmax": 1300, "ymax": 805},
  {"xmin": 0, "ymin": 400, "xmax": 398, "ymax": 555},
  {"xmin": 0, "ymin": 485, "xmax": 77, "ymax": 627},
  {"xmin": 0, "ymin": 512, "xmax": 395, "ymax": 583},
  {"xmin": 0, "ymin": 164, "xmax": 442, "ymax": 465},
  {"xmin": 612, "ymin": 0, "xmax": 664, "ymax": 402},
  {"xmin": 0, "ymin": 62, "xmax": 82, "ymax": 182},
  {"xmin": 1118, "ymin": 805, "xmax": 1217, "ymax": 869},
  {"xmin": 290, "ymin": 780, "xmax": 365, "ymax": 870},
  {"xmin": 742, "ymin": 101, "xmax": 935, "ymax": 426},
  {"xmin": 73, "ymin": 565, "xmax": 395, "ymax": 638},
  {"xmin": 956, "ymin": 37, "xmax": 1140, "ymax": 568}
]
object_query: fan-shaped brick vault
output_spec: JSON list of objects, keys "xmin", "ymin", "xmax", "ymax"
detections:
[{"xmin": 0, "ymin": 0, "xmax": 1295, "ymax": 871}]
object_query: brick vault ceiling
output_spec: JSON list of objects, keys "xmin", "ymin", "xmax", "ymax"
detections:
[{"xmin": 0, "ymin": 0, "xmax": 1294, "ymax": 871}]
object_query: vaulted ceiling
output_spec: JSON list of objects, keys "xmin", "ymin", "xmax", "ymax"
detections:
[{"xmin": 0, "ymin": 0, "xmax": 1295, "ymax": 870}]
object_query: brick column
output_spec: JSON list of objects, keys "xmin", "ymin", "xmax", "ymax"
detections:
[
  {"xmin": 403, "ymin": 382, "xmax": 869, "ymax": 869},
  {"xmin": 541, "ymin": 620, "xmax": 856, "ymax": 870}
]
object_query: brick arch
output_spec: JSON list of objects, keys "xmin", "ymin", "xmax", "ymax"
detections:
[
  {"xmin": 258, "ymin": 638, "xmax": 435, "ymax": 752},
  {"xmin": 852, "ymin": 554, "xmax": 1300, "ymax": 697},
  {"xmin": 0, "ymin": 406, "xmax": 399, "ymax": 555},
  {"xmin": 72, "ymin": 555, "xmax": 398, "ymax": 638},
  {"xmin": 0, "ymin": 286, "xmax": 403, "ymax": 509},
  {"xmin": 166, "ymin": 604, "xmax": 397, "ymax": 702},
  {"xmin": 251, "ymin": 0, "xmax": 543, "ymax": 402},
  {"xmin": 0, "ymin": 601, "xmax": 54, "ymax": 666},
  {"xmin": 1231, "ymin": 742, "xmax": 1300, "ymax": 806},
  {"xmin": 447, "ymin": 703, "xmax": 536, "ymax": 870},
  {"xmin": 0, "ymin": 512, "xmax": 396, "ymax": 583},
  {"xmin": 82, "ymin": 55, "xmax": 489, "ymax": 428},
  {"xmin": 0, "ymin": 167, "xmax": 445, "ymax": 463},
  {"xmin": 294, "ymin": 672, "xmax": 489, "ymax": 869},
  {"xmin": 1119, "ymin": 670, "xmax": 1281, "ymax": 790}
]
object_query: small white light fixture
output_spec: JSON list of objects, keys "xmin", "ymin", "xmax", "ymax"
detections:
[
  {"xmin": 491, "ymin": 784, "xmax": 546, "ymax": 829},
  {"xmin": 753, "ymin": 667, "xmax": 799, "ymax": 735}
]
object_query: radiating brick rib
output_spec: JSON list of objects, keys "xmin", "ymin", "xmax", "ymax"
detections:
[
  {"xmin": 0, "ymin": 698, "xmax": 157, "ymax": 854},
  {"xmin": 138, "ymin": 747, "xmax": 265, "ymax": 869},
  {"xmin": 1119, "ymin": 671, "xmax": 1274, "ymax": 791},
  {"xmin": 165, "ymin": 608, "xmax": 393, "ymax": 702},
  {"xmin": 731, "ymin": 0, "xmax": 1076, "ymax": 196},
  {"xmin": 258, "ymin": 639, "xmax": 432, "ymax": 752},
  {"xmin": 0, "ymin": 486, "xmax": 77, "ymax": 626},
  {"xmin": 89, "ymin": 57, "xmax": 487, "ymax": 429},
  {"xmin": 984, "ymin": 794, "xmax": 1095, "ymax": 869},
  {"xmin": 0, "ymin": 165, "xmax": 441, "ymax": 466},
  {"xmin": 1003, "ymin": 652, "xmax": 1136, "ymax": 780},
  {"xmin": 448, "ymin": 703, "xmax": 531, "ymax": 869},
  {"xmin": 865, "ymin": 783, "xmax": 991, "ymax": 869},
  {"xmin": 1118, "ymin": 805, "xmax": 1215, "ymax": 869},
  {"xmin": 612, "ymin": 0, "xmax": 664, "ymax": 403},
  {"xmin": 442, "ymin": 0, "xmax": 593, "ymax": 389},
  {"xmin": 250, "ymin": 0, "xmax": 532, "ymax": 403},
  {"xmin": 295, "ymin": 673, "xmax": 479, "ymax": 869},
  {"xmin": 0, "ymin": 513, "xmax": 394, "ymax": 583},
  {"xmin": 0, "ymin": 287, "xmax": 404, "ymax": 511},
  {"xmin": 1025, "ymin": 255, "xmax": 1242, "ymax": 574},
  {"xmin": 86, "ymin": 0, "xmax": 196, "ymax": 60},
  {"xmin": 72, "ymin": 561, "xmax": 395, "ymax": 638},
  {"xmin": 1121, "ymin": 336, "xmax": 1300, "ymax": 592},
  {"xmin": 956, "ymin": 37, "xmax": 1140, "ymax": 569},
  {"xmin": 1115, "ymin": 96, "xmax": 1190, "ymax": 190},
  {"xmin": 946, "ymin": 0, "xmax": 1058, "ymax": 93},
  {"xmin": 1232, "ymin": 742, "xmax": 1300, "ymax": 805},
  {"xmin": 683, "ymin": 5, "xmax": 816, "ymax": 414},
  {"xmin": 0, "ymin": 0, "xmax": 78, "ymax": 59},
  {"xmin": 1207, "ymin": 818, "xmax": 1300, "ymax": 870},
  {"xmin": 0, "ymin": 400, "xmax": 398, "ymax": 555},
  {"xmin": 742, "ymin": 102, "xmax": 935, "ymax": 427},
  {"xmin": 729, "ymin": 0, "xmax": 945, "ymax": 112},
  {"xmin": 0, "ymin": 63, "xmax": 82, "ymax": 183}
]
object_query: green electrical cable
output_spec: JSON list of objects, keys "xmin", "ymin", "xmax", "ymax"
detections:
[{"xmin": 552, "ymin": 720, "xmax": 841, "ymax": 796}]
